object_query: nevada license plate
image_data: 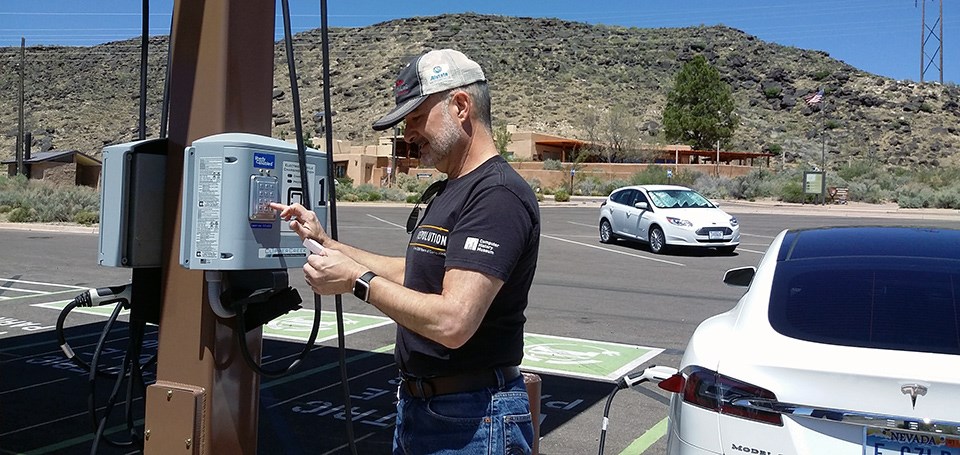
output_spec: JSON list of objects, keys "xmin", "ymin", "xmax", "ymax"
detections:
[
  {"xmin": 708, "ymin": 230, "xmax": 723, "ymax": 240},
  {"xmin": 865, "ymin": 428, "xmax": 960, "ymax": 455}
]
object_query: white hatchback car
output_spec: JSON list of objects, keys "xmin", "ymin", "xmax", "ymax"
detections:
[
  {"xmin": 598, "ymin": 185, "xmax": 739, "ymax": 254},
  {"xmin": 660, "ymin": 226, "xmax": 960, "ymax": 455}
]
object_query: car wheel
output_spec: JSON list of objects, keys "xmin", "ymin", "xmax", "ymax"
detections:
[
  {"xmin": 599, "ymin": 219, "xmax": 616, "ymax": 244},
  {"xmin": 717, "ymin": 245, "xmax": 737, "ymax": 254},
  {"xmin": 648, "ymin": 226, "xmax": 667, "ymax": 254}
]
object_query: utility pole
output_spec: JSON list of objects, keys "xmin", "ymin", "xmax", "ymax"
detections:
[
  {"xmin": 919, "ymin": 0, "xmax": 944, "ymax": 83},
  {"xmin": 16, "ymin": 38, "xmax": 25, "ymax": 176}
]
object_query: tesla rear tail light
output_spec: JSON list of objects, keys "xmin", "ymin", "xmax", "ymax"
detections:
[{"xmin": 660, "ymin": 367, "xmax": 783, "ymax": 426}]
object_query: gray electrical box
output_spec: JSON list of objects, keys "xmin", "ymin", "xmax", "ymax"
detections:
[
  {"xmin": 98, "ymin": 138, "xmax": 168, "ymax": 268},
  {"xmin": 179, "ymin": 133, "xmax": 327, "ymax": 270}
]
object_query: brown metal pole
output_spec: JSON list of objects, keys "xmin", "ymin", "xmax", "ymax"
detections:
[{"xmin": 144, "ymin": 1, "xmax": 275, "ymax": 454}]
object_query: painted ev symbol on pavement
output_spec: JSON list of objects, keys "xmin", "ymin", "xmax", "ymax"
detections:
[
  {"xmin": 260, "ymin": 309, "xmax": 393, "ymax": 343},
  {"xmin": 524, "ymin": 343, "xmax": 621, "ymax": 365},
  {"xmin": 521, "ymin": 333, "xmax": 663, "ymax": 382}
]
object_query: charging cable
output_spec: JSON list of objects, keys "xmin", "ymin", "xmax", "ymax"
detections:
[
  {"xmin": 597, "ymin": 365, "xmax": 678, "ymax": 455},
  {"xmin": 57, "ymin": 285, "xmax": 133, "ymax": 376},
  {"xmin": 56, "ymin": 284, "xmax": 157, "ymax": 453}
]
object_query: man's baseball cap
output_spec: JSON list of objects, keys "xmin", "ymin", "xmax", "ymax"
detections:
[{"xmin": 372, "ymin": 49, "xmax": 486, "ymax": 131}]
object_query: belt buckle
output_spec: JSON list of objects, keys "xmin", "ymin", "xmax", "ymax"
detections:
[{"xmin": 405, "ymin": 376, "xmax": 436, "ymax": 399}]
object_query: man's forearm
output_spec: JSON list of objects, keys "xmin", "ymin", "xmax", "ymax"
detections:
[{"xmin": 323, "ymin": 237, "xmax": 405, "ymax": 283}]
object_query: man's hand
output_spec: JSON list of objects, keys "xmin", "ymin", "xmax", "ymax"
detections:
[
  {"xmin": 302, "ymin": 248, "xmax": 366, "ymax": 296},
  {"xmin": 270, "ymin": 202, "xmax": 329, "ymax": 245}
]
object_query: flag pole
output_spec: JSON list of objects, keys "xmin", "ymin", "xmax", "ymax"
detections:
[{"xmin": 820, "ymin": 88, "xmax": 826, "ymax": 205}]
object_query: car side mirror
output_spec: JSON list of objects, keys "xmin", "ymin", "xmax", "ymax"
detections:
[
  {"xmin": 634, "ymin": 201, "xmax": 648, "ymax": 211},
  {"xmin": 723, "ymin": 267, "xmax": 756, "ymax": 287}
]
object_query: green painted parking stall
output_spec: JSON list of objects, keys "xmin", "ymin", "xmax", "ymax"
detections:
[
  {"xmin": 6, "ymin": 294, "xmax": 668, "ymax": 453},
  {"xmin": 34, "ymin": 301, "xmax": 394, "ymax": 344},
  {"xmin": 521, "ymin": 333, "xmax": 664, "ymax": 381},
  {"xmin": 36, "ymin": 301, "xmax": 664, "ymax": 383}
]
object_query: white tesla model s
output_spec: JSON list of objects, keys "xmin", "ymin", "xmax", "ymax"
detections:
[{"xmin": 659, "ymin": 226, "xmax": 960, "ymax": 455}]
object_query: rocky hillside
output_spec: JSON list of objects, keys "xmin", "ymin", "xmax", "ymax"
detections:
[{"xmin": 1, "ymin": 13, "xmax": 959, "ymax": 171}]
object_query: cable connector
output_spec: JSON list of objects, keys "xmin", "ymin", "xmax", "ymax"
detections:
[
  {"xmin": 619, "ymin": 365, "xmax": 679, "ymax": 389},
  {"xmin": 74, "ymin": 284, "xmax": 133, "ymax": 307}
]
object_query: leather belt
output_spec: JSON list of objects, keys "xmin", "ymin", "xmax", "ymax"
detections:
[{"xmin": 401, "ymin": 366, "xmax": 522, "ymax": 399}]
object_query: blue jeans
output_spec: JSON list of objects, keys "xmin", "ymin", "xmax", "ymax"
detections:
[{"xmin": 393, "ymin": 372, "xmax": 534, "ymax": 455}]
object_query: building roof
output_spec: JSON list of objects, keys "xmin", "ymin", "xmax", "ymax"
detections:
[{"xmin": 1, "ymin": 150, "xmax": 101, "ymax": 166}]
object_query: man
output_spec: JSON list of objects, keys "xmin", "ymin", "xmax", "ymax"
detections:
[{"xmin": 271, "ymin": 49, "xmax": 540, "ymax": 454}]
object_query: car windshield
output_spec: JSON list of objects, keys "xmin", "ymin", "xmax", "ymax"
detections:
[
  {"xmin": 648, "ymin": 190, "xmax": 713, "ymax": 209},
  {"xmin": 768, "ymin": 257, "xmax": 960, "ymax": 356}
]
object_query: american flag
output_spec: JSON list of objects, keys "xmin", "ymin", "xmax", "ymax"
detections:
[{"xmin": 805, "ymin": 89, "xmax": 824, "ymax": 105}]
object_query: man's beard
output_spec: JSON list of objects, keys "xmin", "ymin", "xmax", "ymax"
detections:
[{"xmin": 420, "ymin": 108, "xmax": 460, "ymax": 168}]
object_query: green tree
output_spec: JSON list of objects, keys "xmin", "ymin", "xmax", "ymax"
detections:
[
  {"xmin": 662, "ymin": 55, "xmax": 738, "ymax": 150},
  {"xmin": 494, "ymin": 120, "xmax": 513, "ymax": 158}
]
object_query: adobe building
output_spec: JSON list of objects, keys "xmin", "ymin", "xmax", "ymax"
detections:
[
  {"xmin": 322, "ymin": 126, "xmax": 772, "ymax": 189},
  {"xmin": 2, "ymin": 150, "xmax": 102, "ymax": 188}
]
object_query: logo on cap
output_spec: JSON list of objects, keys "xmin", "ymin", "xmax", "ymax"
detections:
[
  {"xmin": 429, "ymin": 65, "xmax": 450, "ymax": 82},
  {"xmin": 394, "ymin": 79, "xmax": 411, "ymax": 97}
]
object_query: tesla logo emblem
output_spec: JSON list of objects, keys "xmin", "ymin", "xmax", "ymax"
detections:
[{"xmin": 901, "ymin": 384, "xmax": 928, "ymax": 409}]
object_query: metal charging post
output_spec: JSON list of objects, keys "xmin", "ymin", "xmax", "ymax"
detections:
[{"xmin": 143, "ymin": 1, "xmax": 275, "ymax": 453}]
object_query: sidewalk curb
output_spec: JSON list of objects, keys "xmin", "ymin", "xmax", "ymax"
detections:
[{"xmin": 0, "ymin": 199, "xmax": 956, "ymax": 234}]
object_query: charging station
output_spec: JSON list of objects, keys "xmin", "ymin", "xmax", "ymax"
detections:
[
  {"xmin": 99, "ymin": 138, "xmax": 168, "ymax": 268},
  {"xmin": 179, "ymin": 133, "xmax": 327, "ymax": 271}
]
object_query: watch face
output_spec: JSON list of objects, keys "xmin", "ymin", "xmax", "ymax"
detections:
[
  {"xmin": 354, "ymin": 272, "xmax": 376, "ymax": 302},
  {"xmin": 353, "ymin": 281, "xmax": 368, "ymax": 301}
]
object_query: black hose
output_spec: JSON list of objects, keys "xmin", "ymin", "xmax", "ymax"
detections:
[
  {"xmin": 87, "ymin": 301, "xmax": 133, "ymax": 451},
  {"xmin": 57, "ymin": 297, "xmax": 116, "ymax": 379},
  {"xmin": 317, "ymin": 2, "xmax": 358, "ymax": 453},
  {"xmin": 597, "ymin": 385, "xmax": 620, "ymax": 455},
  {"xmin": 159, "ymin": 13, "xmax": 174, "ymax": 138},
  {"xmin": 280, "ymin": 1, "xmax": 358, "ymax": 453},
  {"xmin": 138, "ymin": 0, "xmax": 148, "ymax": 141},
  {"xmin": 56, "ymin": 295, "xmax": 157, "ymax": 377},
  {"xmin": 235, "ymin": 298, "xmax": 323, "ymax": 378},
  {"xmin": 123, "ymin": 319, "xmax": 148, "ymax": 448}
]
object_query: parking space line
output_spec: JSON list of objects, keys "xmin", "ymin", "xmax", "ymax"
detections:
[
  {"xmin": 0, "ymin": 287, "xmax": 50, "ymax": 295},
  {"xmin": 541, "ymin": 234, "xmax": 685, "ymax": 267},
  {"xmin": 740, "ymin": 232, "xmax": 777, "ymax": 239},
  {"xmin": 0, "ymin": 279, "xmax": 87, "ymax": 289},
  {"xmin": 261, "ymin": 344, "xmax": 395, "ymax": 391},
  {"xmin": 567, "ymin": 221, "xmax": 596, "ymax": 228},
  {"xmin": 366, "ymin": 214, "xmax": 405, "ymax": 229},
  {"xmin": 0, "ymin": 377, "xmax": 71, "ymax": 395},
  {"xmin": 266, "ymin": 361, "xmax": 397, "ymax": 409},
  {"xmin": 619, "ymin": 417, "xmax": 668, "ymax": 454},
  {"xmin": 737, "ymin": 247, "xmax": 766, "ymax": 254}
]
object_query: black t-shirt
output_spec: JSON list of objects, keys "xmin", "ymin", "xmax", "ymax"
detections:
[{"xmin": 398, "ymin": 155, "xmax": 540, "ymax": 377}]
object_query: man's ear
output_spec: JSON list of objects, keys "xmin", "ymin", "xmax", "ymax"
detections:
[{"xmin": 451, "ymin": 90, "xmax": 471, "ymax": 122}]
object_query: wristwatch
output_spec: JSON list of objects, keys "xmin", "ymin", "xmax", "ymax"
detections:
[{"xmin": 353, "ymin": 271, "xmax": 377, "ymax": 303}]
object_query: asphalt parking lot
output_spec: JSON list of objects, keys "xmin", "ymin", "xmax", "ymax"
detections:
[{"xmin": 1, "ymin": 201, "xmax": 957, "ymax": 454}]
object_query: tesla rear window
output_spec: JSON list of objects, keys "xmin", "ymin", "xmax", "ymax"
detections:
[{"xmin": 768, "ymin": 257, "xmax": 960, "ymax": 355}]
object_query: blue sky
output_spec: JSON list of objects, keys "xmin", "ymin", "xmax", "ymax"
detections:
[{"xmin": 1, "ymin": 0, "xmax": 956, "ymax": 83}]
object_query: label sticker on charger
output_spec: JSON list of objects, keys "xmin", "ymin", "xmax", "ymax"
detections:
[
  {"xmin": 194, "ymin": 157, "xmax": 223, "ymax": 263},
  {"xmin": 259, "ymin": 247, "xmax": 308, "ymax": 259}
]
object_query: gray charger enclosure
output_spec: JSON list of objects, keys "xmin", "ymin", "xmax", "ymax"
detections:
[
  {"xmin": 179, "ymin": 133, "xmax": 327, "ymax": 270},
  {"xmin": 98, "ymin": 139, "xmax": 167, "ymax": 268}
]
